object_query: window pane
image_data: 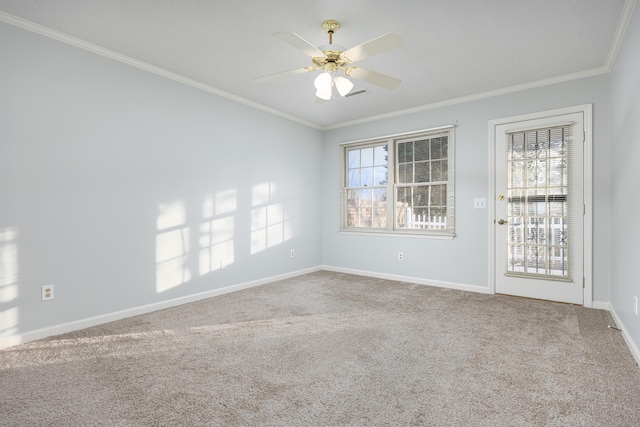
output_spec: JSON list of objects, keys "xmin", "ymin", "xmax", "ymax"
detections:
[
  {"xmin": 510, "ymin": 161, "xmax": 525, "ymax": 188},
  {"xmin": 510, "ymin": 135, "xmax": 525, "ymax": 160},
  {"xmin": 359, "ymin": 209, "xmax": 372, "ymax": 227},
  {"xmin": 413, "ymin": 186, "xmax": 429, "ymax": 207},
  {"xmin": 549, "ymin": 201, "xmax": 566, "ymax": 216},
  {"xmin": 361, "ymin": 147, "xmax": 374, "ymax": 167},
  {"xmin": 430, "ymin": 137, "xmax": 442, "ymax": 160},
  {"xmin": 549, "ymin": 158, "xmax": 568, "ymax": 186},
  {"xmin": 374, "ymin": 166, "xmax": 388, "ymax": 186},
  {"xmin": 361, "ymin": 167, "xmax": 373, "ymax": 186},
  {"xmin": 374, "ymin": 188, "xmax": 387, "ymax": 202},
  {"xmin": 431, "ymin": 207, "xmax": 447, "ymax": 219},
  {"xmin": 397, "ymin": 143, "xmax": 406, "ymax": 163},
  {"xmin": 372, "ymin": 208, "xmax": 386, "ymax": 228},
  {"xmin": 431, "ymin": 160, "xmax": 442, "ymax": 182},
  {"xmin": 398, "ymin": 164, "xmax": 413, "ymax": 184},
  {"xmin": 397, "ymin": 187, "xmax": 411, "ymax": 205},
  {"xmin": 347, "ymin": 208, "xmax": 358, "ymax": 227},
  {"xmin": 398, "ymin": 141, "xmax": 413, "ymax": 163},
  {"xmin": 359, "ymin": 189, "xmax": 373, "ymax": 206},
  {"xmin": 415, "ymin": 162, "xmax": 430, "ymax": 182},
  {"xmin": 348, "ymin": 169, "xmax": 360, "ymax": 186},
  {"xmin": 374, "ymin": 145, "xmax": 388, "ymax": 166},
  {"xmin": 405, "ymin": 207, "xmax": 421, "ymax": 229},
  {"xmin": 347, "ymin": 188, "xmax": 358, "ymax": 201},
  {"xmin": 415, "ymin": 139, "xmax": 430, "ymax": 161},
  {"xmin": 431, "ymin": 184, "xmax": 446, "ymax": 206},
  {"xmin": 348, "ymin": 150, "xmax": 360, "ymax": 168}
]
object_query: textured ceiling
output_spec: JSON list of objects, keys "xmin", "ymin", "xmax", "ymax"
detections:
[{"xmin": 0, "ymin": 0, "xmax": 630, "ymax": 129}]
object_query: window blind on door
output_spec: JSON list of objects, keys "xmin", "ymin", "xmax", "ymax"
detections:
[{"xmin": 504, "ymin": 124, "xmax": 573, "ymax": 281}]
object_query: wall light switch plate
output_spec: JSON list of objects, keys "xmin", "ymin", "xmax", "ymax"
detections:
[{"xmin": 474, "ymin": 198, "xmax": 487, "ymax": 209}]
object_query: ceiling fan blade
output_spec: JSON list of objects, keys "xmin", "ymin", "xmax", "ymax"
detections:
[
  {"xmin": 343, "ymin": 33, "xmax": 404, "ymax": 63},
  {"xmin": 274, "ymin": 32, "xmax": 325, "ymax": 58},
  {"xmin": 316, "ymin": 97, "xmax": 329, "ymax": 104},
  {"xmin": 349, "ymin": 67, "xmax": 401, "ymax": 90},
  {"xmin": 254, "ymin": 67, "xmax": 315, "ymax": 83}
]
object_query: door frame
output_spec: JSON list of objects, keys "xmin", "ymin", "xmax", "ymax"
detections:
[{"xmin": 488, "ymin": 104, "xmax": 593, "ymax": 307}]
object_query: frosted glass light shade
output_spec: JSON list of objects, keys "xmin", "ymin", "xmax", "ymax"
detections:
[
  {"xmin": 314, "ymin": 72, "xmax": 333, "ymax": 100},
  {"xmin": 334, "ymin": 76, "xmax": 354, "ymax": 97},
  {"xmin": 316, "ymin": 87, "xmax": 332, "ymax": 100},
  {"xmin": 314, "ymin": 72, "xmax": 332, "ymax": 90}
]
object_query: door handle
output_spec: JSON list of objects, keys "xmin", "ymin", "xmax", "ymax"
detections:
[{"xmin": 497, "ymin": 219, "xmax": 506, "ymax": 225}]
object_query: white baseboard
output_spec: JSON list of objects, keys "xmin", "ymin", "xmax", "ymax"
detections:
[
  {"xmin": 321, "ymin": 265, "xmax": 491, "ymax": 294},
  {"xmin": 591, "ymin": 300, "xmax": 611, "ymax": 310},
  {"xmin": 5, "ymin": 265, "xmax": 637, "ymax": 368},
  {"xmin": 609, "ymin": 305, "xmax": 640, "ymax": 368},
  {"xmin": 590, "ymin": 301, "xmax": 639, "ymax": 367},
  {"xmin": 0, "ymin": 266, "xmax": 322, "ymax": 350}
]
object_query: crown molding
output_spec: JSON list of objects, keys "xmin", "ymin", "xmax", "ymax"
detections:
[
  {"xmin": 323, "ymin": 0, "xmax": 637, "ymax": 131},
  {"xmin": 2, "ymin": 3, "xmax": 634, "ymax": 133},
  {"xmin": 0, "ymin": 11, "xmax": 322, "ymax": 130},
  {"xmin": 324, "ymin": 67, "xmax": 609, "ymax": 130},
  {"xmin": 605, "ymin": 0, "xmax": 638, "ymax": 71}
]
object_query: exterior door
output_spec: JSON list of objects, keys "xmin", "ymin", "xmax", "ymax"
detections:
[{"xmin": 494, "ymin": 111, "xmax": 585, "ymax": 305}]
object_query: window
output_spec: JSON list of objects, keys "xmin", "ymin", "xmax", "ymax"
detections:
[{"xmin": 341, "ymin": 126, "xmax": 455, "ymax": 237}]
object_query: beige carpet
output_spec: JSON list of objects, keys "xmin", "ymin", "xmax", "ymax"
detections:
[{"xmin": 1, "ymin": 271, "xmax": 639, "ymax": 426}]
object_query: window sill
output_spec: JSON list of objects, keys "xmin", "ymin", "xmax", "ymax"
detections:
[{"xmin": 339, "ymin": 230, "xmax": 455, "ymax": 240}]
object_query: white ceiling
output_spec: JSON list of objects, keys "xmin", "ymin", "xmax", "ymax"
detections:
[{"xmin": 0, "ymin": 0, "xmax": 631, "ymax": 129}]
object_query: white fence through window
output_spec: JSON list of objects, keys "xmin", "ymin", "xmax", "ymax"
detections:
[{"xmin": 405, "ymin": 208, "xmax": 447, "ymax": 230}]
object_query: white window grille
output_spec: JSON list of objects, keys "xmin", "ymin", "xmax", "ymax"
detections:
[{"xmin": 341, "ymin": 126, "xmax": 455, "ymax": 237}]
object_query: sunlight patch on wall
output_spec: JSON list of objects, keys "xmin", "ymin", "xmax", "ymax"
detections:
[
  {"xmin": 200, "ymin": 190, "xmax": 236, "ymax": 275},
  {"xmin": 0, "ymin": 227, "xmax": 19, "ymax": 338},
  {"xmin": 156, "ymin": 201, "xmax": 191, "ymax": 293},
  {"xmin": 283, "ymin": 199, "xmax": 300, "ymax": 242},
  {"xmin": 252, "ymin": 182, "xmax": 271, "ymax": 207},
  {"xmin": 213, "ymin": 189, "xmax": 237, "ymax": 216},
  {"xmin": 251, "ymin": 182, "xmax": 296, "ymax": 254},
  {"xmin": 157, "ymin": 200, "xmax": 186, "ymax": 230}
]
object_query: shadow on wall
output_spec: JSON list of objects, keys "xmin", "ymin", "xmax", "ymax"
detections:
[
  {"xmin": 0, "ymin": 227, "xmax": 19, "ymax": 340},
  {"xmin": 155, "ymin": 181, "xmax": 300, "ymax": 294}
]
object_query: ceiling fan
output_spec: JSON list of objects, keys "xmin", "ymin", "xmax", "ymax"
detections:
[{"xmin": 255, "ymin": 20, "xmax": 404, "ymax": 102}]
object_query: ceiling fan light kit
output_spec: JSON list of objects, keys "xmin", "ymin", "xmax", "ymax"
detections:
[{"xmin": 255, "ymin": 20, "xmax": 404, "ymax": 102}]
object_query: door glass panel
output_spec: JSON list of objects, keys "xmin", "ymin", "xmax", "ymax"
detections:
[{"xmin": 505, "ymin": 125, "xmax": 571, "ymax": 279}]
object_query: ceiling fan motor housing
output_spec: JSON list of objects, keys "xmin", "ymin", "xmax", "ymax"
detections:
[{"xmin": 312, "ymin": 50, "xmax": 352, "ymax": 73}]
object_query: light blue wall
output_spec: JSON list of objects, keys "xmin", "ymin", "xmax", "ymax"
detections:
[
  {"xmin": 323, "ymin": 75, "xmax": 611, "ymax": 301},
  {"xmin": 0, "ymin": 22, "xmax": 323, "ymax": 338},
  {"xmin": 610, "ymin": 3, "xmax": 640, "ymax": 351},
  {"xmin": 1, "ymin": 10, "xmax": 632, "ymax": 350}
]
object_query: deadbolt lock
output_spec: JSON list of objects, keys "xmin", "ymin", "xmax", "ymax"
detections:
[{"xmin": 498, "ymin": 195, "xmax": 505, "ymax": 201}]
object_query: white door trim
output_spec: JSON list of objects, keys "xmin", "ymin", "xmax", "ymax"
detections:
[{"xmin": 488, "ymin": 104, "xmax": 593, "ymax": 307}]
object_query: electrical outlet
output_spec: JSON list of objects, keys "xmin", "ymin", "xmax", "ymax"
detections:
[
  {"xmin": 42, "ymin": 285, "xmax": 54, "ymax": 301},
  {"xmin": 290, "ymin": 250, "xmax": 295, "ymax": 258},
  {"xmin": 634, "ymin": 296, "xmax": 638, "ymax": 315},
  {"xmin": 398, "ymin": 252, "xmax": 404, "ymax": 261}
]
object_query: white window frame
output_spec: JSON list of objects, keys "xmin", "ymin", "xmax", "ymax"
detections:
[{"xmin": 340, "ymin": 125, "xmax": 455, "ymax": 238}]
